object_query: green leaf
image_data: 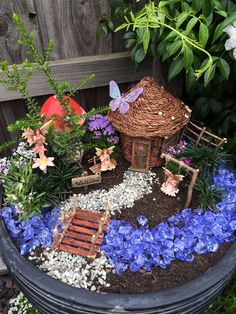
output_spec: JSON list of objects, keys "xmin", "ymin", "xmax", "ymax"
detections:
[
  {"xmin": 176, "ymin": 12, "xmax": 189, "ymax": 28},
  {"xmin": 124, "ymin": 39, "xmax": 136, "ymax": 49},
  {"xmin": 212, "ymin": 0, "xmax": 225, "ymax": 11},
  {"xmin": 204, "ymin": 63, "xmax": 216, "ymax": 87},
  {"xmin": 158, "ymin": 1, "xmax": 167, "ymax": 8},
  {"xmin": 212, "ymin": 22, "xmax": 223, "ymax": 43},
  {"xmin": 168, "ymin": 57, "xmax": 184, "ymax": 81},
  {"xmin": 201, "ymin": 0, "xmax": 213, "ymax": 17},
  {"xmin": 167, "ymin": 40, "xmax": 182, "ymax": 57},
  {"xmin": 216, "ymin": 10, "xmax": 227, "ymax": 17},
  {"xmin": 157, "ymin": 41, "xmax": 165, "ymax": 56},
  {"xmin": 199, "ymin": 22, "xmax": 209, "ymax": 48},
  {"xmin": 185, "ymin": 17, "xmax": 198, "ymax": 34},
  {"xmin": 209, "ymin": 98, "xmax": 222, "ymax": 114},
  {"xmin": 115, "ymin": 23, "xmax": 127, "ymax": 32},
  {"xmin": 123, "ymin": 32, "xmax": 135, "ymax": 40},
  {"xmin": 218, "ymin": 58, "xmax": 230, "ymax": 79},
  {"xmin": 183, "ymin": 45, "xmax": 193, "ymax": 70},
  {"xmin": 210, "ymin": 43, "xmax": 224, "ymax": 52},
  {"xmin": 192, "ymin": 0, "xmax": 202, "ymax": 11},
  {"xmin": 134, "ymin": 47, "xmax": 146, "ymax": 63},
  {"xmin": 142, "ymin": 28, "xmax": 150, "ymax": 53},
  {"xmin": 186, "ymin": 67, "xmax": 195, "ymax": 91},
  {"xmin": 165, "ymin": 31, "xmax": 177, "ymax": 41},
  {"xmin": 221, "ymin": 11, "xmax": 236, "ymax": 30}
]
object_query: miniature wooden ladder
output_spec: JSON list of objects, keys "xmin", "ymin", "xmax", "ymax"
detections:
[{"xmin": 52, "ymin": 208, "xmax": 110, "ymax": 259}]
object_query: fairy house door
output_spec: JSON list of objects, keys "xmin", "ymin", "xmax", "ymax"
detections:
[{"xmin": 130, "ymin": 138, "xmax": 151, "ymax": 172}]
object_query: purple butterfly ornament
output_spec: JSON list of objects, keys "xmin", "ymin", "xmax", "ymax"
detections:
[{"xmin": 109, "ymin": 81, "xmax": 143, "ymax": 114}]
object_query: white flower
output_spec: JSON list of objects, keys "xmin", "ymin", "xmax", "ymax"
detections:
[{"xmin": 223, "ymin": 21, "xmax": 236, "ymax": 59}]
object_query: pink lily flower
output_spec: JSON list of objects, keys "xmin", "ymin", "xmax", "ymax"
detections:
[{"xmin": 32, "ymin": 156, "xmax": 55, "ymax": 173}]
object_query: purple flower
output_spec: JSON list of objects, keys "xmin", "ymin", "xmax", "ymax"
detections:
[
  {"xmin": 87, "ymin": 115, "xmax": 110, "ymax": 131},
  {"xmin": 0, "ymin": 157, "xmax": 10, "ymax": 184},
  {"xmin": 107, "ymin": 135, "xmax": 119, "ymax": 144},
  {"xmin": 103, "ymin": 124, "xmax": 115, "ymax": 136},
  {"xmin": 167, "ymin": 140, "xmax": 188, "ymax": 156},
  {"xmin": 183, "ymin": 158, "xmax": 192, "ymax": 166},
  {"xmin": 86, "ymin": 114, "xmax": 119, "ymax": 144},
  {"xmin": 94, "ymin": 131, "xmax": 102, "ymax": 139}
]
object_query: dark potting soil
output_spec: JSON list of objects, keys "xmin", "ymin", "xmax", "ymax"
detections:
[
  {"xmin": 101, "ymin": 243, "xmax": 231, "ymax": 294},
  {"xmin": 77, "ymin": 157, "xmax": 232, "ymax": 294},
  {"xmin": 10, "ymin": 156, "xmax": 231, "ymax": 295}
]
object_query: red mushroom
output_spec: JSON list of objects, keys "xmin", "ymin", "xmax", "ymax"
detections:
[{"xmin": 40, "ymin": 95, "xmax": 85, "ymax": 130}]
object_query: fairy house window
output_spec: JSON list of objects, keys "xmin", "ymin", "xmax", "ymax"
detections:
[{"xmin": 108, "ymin": 77, "xmax": 191, "ymax": 168}]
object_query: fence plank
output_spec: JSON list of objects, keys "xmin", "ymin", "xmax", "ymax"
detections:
[
  {"xmin": 0, "ymin": 52, "xmax": 152, "ymax": 102},
  {"xmin": 0, "ymin": 0, "xmax": 111, "ymax": 63},
  {"xmin": 33, "ymin": 0, "xmax": 111, "ymax": 59}
]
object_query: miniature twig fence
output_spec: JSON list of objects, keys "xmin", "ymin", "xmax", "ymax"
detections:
[
  {"xmin": 161, "ymin": 153, "xmax": 200, "ymax": 208},
  {"xmin": 183, "ymin": 121, "xmax": 227, "ymax": 148}
]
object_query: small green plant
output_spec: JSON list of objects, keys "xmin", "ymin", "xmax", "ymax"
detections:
[
  {"xmin": 178, "ymin": 144, "xmax": 230, "ymax": 178},
  {"xmin": 195, "ymin": 177, "xmax": 224, "ymax": 211},
  {"xmin": 0, "ymin": 14, "xmax": 109, "ymax": 218},
  {"xmin": 205, "ymin": 272, "xmax": 236, "ymax": 314},
  {"xmin": 0, "ymin": 159, "xmax": 46, "ymax": 218},
  {"xmin": 8, "ymin": 292, "xmax": 39, "ymax": 314},
  {"xmin": 165, "ymin": 160, "xmax": 187, "ymax": 176},
  {"xmin": 0, "ymin": 13, "xmax": 94, "ymax": 156}
]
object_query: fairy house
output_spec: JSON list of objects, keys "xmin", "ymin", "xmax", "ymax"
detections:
[{"xmin": 108, "ymin": 77, "xmax": 191, "ymax": 168}]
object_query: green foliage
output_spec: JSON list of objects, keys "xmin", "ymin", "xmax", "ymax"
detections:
[
  {"xmin": 7, "ymin": 114, "xmax": 43, "ymax": 133},
  {"xmin": 114, "ymin": 0, "xmax": 224, "ymax": 82},
  {"xmin": 178, "ymin": 144, "xmax": 230, "ymax": 178},
  {"xmin": 0, "ymin": 59, "xmax": 40, "ymax": 120},
  {"xmin": 189, "ymin": 62, "xmax": 236, "ymax": 138},
  {"xmin": 101, "ymin": 1, "xmax": 236, "ymax": 138},
  {"xmin": 47, "ymin": 106, "xmax": 109, "ymax": 159},
  {"xmin": 8, "ymin": 292, "xmax": 40, "ymax": 314},
  {"xmin": 205, "ymin": 272, "xmax": 236, "ymax": 314},
  {"xmin": 0, "ymin": 159, "xmax": 46, "ymax": 219},
  {"xmin": 165, "ymin": 160, "xmax": 186, "ymax": 175},
  {"xmin": 170, "ymin": 143, "xmax": 229, "ymax": 210},
  {"xmin": 0, "ymin": 14, "xmax": 106, "ymax": 216},
  {"xmin": 35, "ymin": 158, "xmax": 81, "ymax": 206},
  {"xmin": 225, "ymin": 137, "xmax": 236, "ymax": 167},
  {"xmin": 0, "ymin": 138, "xmax": 18, "ymax": 154},
  {"xmin": 12, "ymin": 13, "xmax": 94, "ymax": 122},
  {"xmin": 194, "ymin": 177, "xmax": 223, "ymax": 211}
]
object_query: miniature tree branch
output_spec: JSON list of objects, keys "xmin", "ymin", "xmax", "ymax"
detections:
[
  {"xmin": 115, "ymin": 2, "xmax": 214, "ymax": 79},
  {"xmin": 12, "ymin": 13, "xmax": 94, "ymax": 127}
]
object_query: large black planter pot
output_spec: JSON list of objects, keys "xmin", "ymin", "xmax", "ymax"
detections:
[{"xmin": 0, "ymin": 218, "xmax": 236, "ymax": 314}]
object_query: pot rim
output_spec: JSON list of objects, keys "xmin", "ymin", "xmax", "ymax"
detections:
[{"xmin": 0, "ymin": 217, "xmax": 236, "ymax": 311}]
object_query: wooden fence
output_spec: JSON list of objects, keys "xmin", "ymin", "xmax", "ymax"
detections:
[{"xmin": 0, "ymin": 0, "xmax": 152, "ymax": 145}]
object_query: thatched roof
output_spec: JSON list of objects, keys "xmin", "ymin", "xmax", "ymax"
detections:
[{"xmin": 108, "ymin": 77, "xmax": 191, "ymax": 138}]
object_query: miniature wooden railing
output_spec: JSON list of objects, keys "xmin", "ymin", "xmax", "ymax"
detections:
[
  {"xmin": 161, "ymin": 153, "xmax": 200, "ymax": 208},
  {"xmin": 183, "ymin": 121, "xmax": 227, "ymax": 148}
]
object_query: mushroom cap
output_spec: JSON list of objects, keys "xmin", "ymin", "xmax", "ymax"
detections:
[{"xmin": 108, "ymin": 77, "xmax": 191, "ymax": 138}]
